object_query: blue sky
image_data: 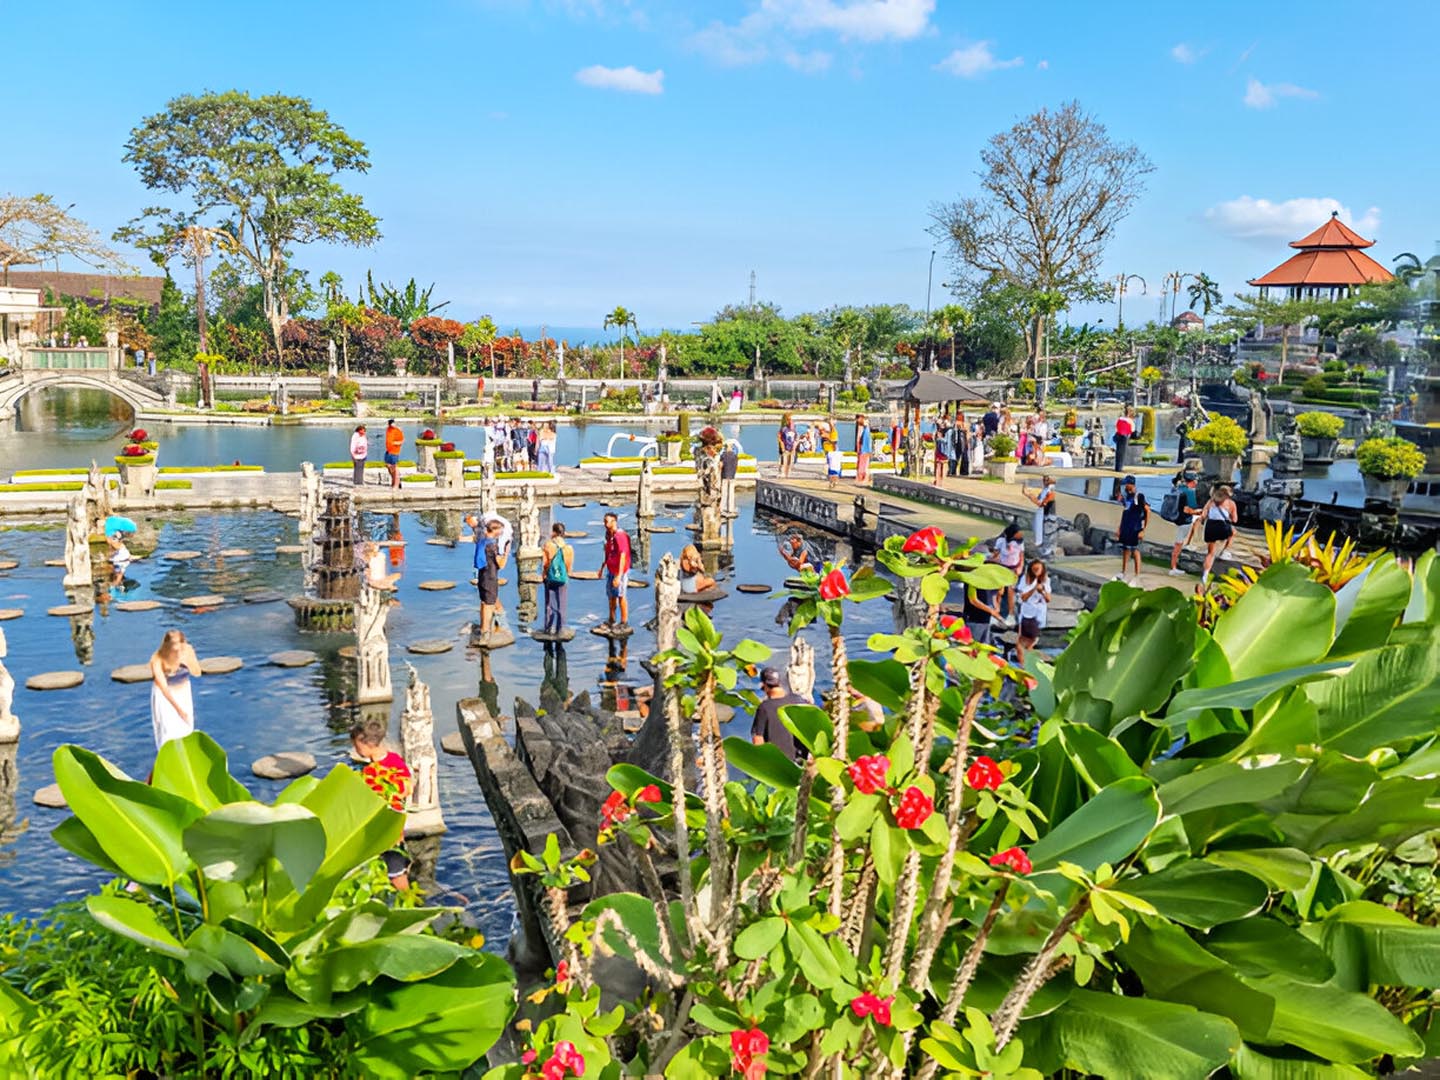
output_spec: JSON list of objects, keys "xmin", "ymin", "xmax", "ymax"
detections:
[{"xmin": 6, "ymin": 0, "xmax": 1437, "ymax": 336}]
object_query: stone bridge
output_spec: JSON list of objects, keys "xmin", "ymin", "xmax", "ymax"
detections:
[{"xmin": 0, "ymin": 351, "xmax": 167, "ymax": 420}]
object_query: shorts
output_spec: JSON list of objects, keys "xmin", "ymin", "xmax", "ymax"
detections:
[
  {"xmin": 606, "ymin": 573, "xmax": 628, "ymax": 600},
  {"xmin": 477, "ymin": 572, "xmax": 499, "ymax": 605},
  {"xmin": 1204, "ymin": 518, "xmax": 1233, "ymax": 544},
  {"xmin": 1174, "ymin": 520, "xmax": 1195, "ymax": 545},
  {"xmin": 382, "ymin": 847, "xmax": 411, "ymax": 880},
  {"xmin": 383, "ymin": 452, "xmax": 399, "ymax": 466},
  {"xmin": 825, "ymin": 451, "xmax": 842, "ymax": 476},
  {"xmin": 1019, "ymin": 616, "xmax": 1042, "ymax": 640},
  {"xmin": 1118, "ymin": 529, "xmax": 1141, "ymax": 551}
]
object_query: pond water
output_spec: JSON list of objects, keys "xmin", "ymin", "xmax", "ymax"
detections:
[{"xmin": 0, "ymin": 489, "xmax": 901, "ymax": 944}]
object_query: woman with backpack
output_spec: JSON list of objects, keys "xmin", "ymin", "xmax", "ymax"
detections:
[
  {"xmin": 1200, "ymin": 485, "xmax": 1238, "ymax": 585},
  {"xmin": 541, "ymin": 522, "xmax": 574, "ymax": 635}
]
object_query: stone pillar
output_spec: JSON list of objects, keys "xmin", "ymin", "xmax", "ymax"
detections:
[
  {"xmin": 695, "ymin": 451, "xmax": 722, "ymax": 550},
  {"xmin": 299, "ymin": 462, "xmax": 321, "ymax": 589},
  {"xmin": 278, "ymin": 383, "xmax": 289, "ymax": 416},
  {"xmin": 401, "ymin": 664, "xmax": 446, "ymax": 837},
  {"xmin": 355, "ymin": 584, "xmax": 393, "ymax": 705},
  {"xmin": 517, "ymin": 483, "xmax": 542, "ymax": 560},
  {"xmin": 0, "ymin": 627, "xmax": 17, "ymax": 745},
  {"xmin": 636, "ymin": 458, "xmax": 655, "ymax": 519},
  {"xmin": 480, "ymin": 461, "xmax": 497, "ymax": 519},
  {"xmin": 654, "ymin": 553, "xmax": 680, "ymax": 665},
  {"xmin": 438, "ymin": 455, "xmax": 465, "ymax": 489},
  {"xmin": 787, "ymin": 636, "xmax": 816, "ymax": 700},
  {"xmin": 84, "ymin": 460, "xmax": 111, "ymax": 537},
  {"xmin": 62, "ymin": 496, "xmax": 93, "ymax": 588}
]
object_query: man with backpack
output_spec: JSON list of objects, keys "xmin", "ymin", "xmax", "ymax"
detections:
[
  {"xmin": 541, "ymin": 522, "xmax": 573, "ymax": 635},
  {"xmin": 1164, "ymin": 472, "xmax": 1201, "ymax": 575},
  {"xmin": 1112, "ymin": 474, "xmax": 1149, "ymax": 583}
]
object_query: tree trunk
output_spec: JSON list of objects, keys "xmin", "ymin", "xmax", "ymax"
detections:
[
  {"xmin": 489, "ymin": 343, "xmax": 496, "ymax": 383},
  {"xmin": 193, "ymin": 253, "xmax": 208, "ymax": 354},
  {"xmin": 1278, "ymin": 326, "xmax": 1290, "ymax": 386}
]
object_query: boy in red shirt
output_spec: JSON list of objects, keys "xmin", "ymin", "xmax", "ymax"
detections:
[{"xmin": 350, "ymin": 717, "xmax": 412, "ymax": 890}]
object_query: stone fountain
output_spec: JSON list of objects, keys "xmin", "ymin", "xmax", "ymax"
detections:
[{"xmin": 290, "ymin": 485, "xmax": 363, "ymax": 631}]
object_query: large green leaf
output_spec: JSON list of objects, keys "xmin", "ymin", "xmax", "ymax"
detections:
[
  {"xmin": 1213, "ymin": 563, "xmax": 1335, "ymax": 681},
  {"xmin": 86, "ymin": 893, "xmax": 191, "ymax": 960},
  {"xmin": 1246, "ymin": 972, "xmax": 1422, "ymax": 1063},
  {"xmin": 1051, "ymin": 722, "xmax": 1141, "ymax": 793},
  {"xmin": 1123, "ymin": 862, "xmax": 1268, "ymax": 929},
  {"xmin": 724, "ymin": 737, "xmax": 802, "ymax": 789},
  {"xmin": 1270, "ymin": 772, "xmax": 1440, "ymax": 855},
  {"xmin": 54, "ymin": 744, "xmax": 202, "ymax": 885},
  {"xmin": 1028, "ymin": 989, "xmax": 1239, "ymax": 1080},
  {"xmin": 183, "ymin": 801, "xmax": 327, "ymax": 893},
  {"xmin": 1402, "ymin": 549, "xmax": 1437, "ymax": 625},
  {"xmin": 288, "ymin": 934, "xmax": 469, "ymax": 1004},
  {"xmin": 779, "ymin": 704, "xmax": 833, "ymax": 758},
  {"xmin": 1231, "ymin": 1043, "xmax": 1372, "ymax": 1080},
  {"xmin": 353, "ymin": 952, "xmax": 515, "ymax": 1079},
  {"xmin": 1158, "ymin": 760, "xmax": 1308, "ymax": 818},
  {"xmin": 1316, "ymin": 900, "xmax": 1440, "ymax": 989},
  {"xmin": 1025, "ymin": 777, "xmax": 1160, "ymax": 874},
  {"xmin": 1159, "ymin": 663, "xmax": 1348, "ymax": 736},
  {"xmin": 1303, "ymin": 635, "xmax": 1440, "ymax": 754},
  {"xmin": 582, "ymin": 892, "xmax": 665, "ymax": 963},
  {"xmin": 186, "ymin": 923, "xmax": 286, "ymax": 980},
  {"xmin": 847, "ymin": 659, "xmax": 910, "ymax": 713},
  {"xmin": 151, "ymin": 732, "xmax": 251, "ymax": 810},
  {"xmin": 1330, "ymin": 558, "xmax": 1411, "ymax": 656},
  {"xmin": 50, "ymin": 816, "xmax": 122, "ymax": 876},
  {"xmin": 1205, "ymin": 848, "xmax": 1315, "ymax": 892},
  {"xmin": 1204, "ymin": 918, "xmax": 1334, "ymax": 983}
]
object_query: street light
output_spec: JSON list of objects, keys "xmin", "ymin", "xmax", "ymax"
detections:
[
  {"xmin": 1114, "ymin": 273, "xmax": 1146, "ymax": 331},
  {"xmin": 924, "ymin": 250, "xmax": 936, "ymax": 370}
]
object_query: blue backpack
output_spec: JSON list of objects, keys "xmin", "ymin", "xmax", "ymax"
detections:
[{"xmin": 545, "ymin": 541, "xmax": 570, "ymax": 585}]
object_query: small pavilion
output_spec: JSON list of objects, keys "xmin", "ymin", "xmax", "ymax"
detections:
[{"xmin": 1248, "ymin": 211, "xmax": 1394, "ymax": 301}]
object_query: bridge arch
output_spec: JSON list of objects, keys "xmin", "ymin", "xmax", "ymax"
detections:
[{"xmin": 0, "ymin": 370, "xmax": 165, "ymax": 420}]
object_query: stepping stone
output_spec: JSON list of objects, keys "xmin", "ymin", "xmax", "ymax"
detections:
[
  {"xmin": 716, "ymin": 704, "xmax": 736, "ymax": 724},
  {"xmin": 417, "ymin": 580, "xmax": 456, "ymax": 591},
  {"xmin": 110, "ymin": 664, "xmax": 154, "ymax": 684},
  {"xmin": 531, "ymin": 628, "xmax": 577, "ymax": 643},
  {"xmin": 407, "ymin": 639, "xmax": 454, "ymax": 655},
  {"xmin": 27, "ymin": 671, "xmax": 84, "ymax": 691},
  {"xmin": 219, "ymin": 548, "xmax": 251, "ymax": 558},
  {"xmin": 648, "ymin": 525, "xmax": 676, "ymax": 534},
  {"xmin": 33, "ymin": 784, "xmax": 67, "ymax": 809},
  {"xmin": 115, "ymin": 599, "xmax": 163, "ymax": 612},
  {"xmin": 338, "ymin": 644, "xmax": 358, "ymax": 660},
  {"xmin": 244, "ymin": 589, "xmax": 286, "ymax": 604},
  {"xmin": 497, "ymin": 577, "xmax": 509, "ymax": 586},
  {"xmin": 628, "ymin": 578, "xmax": 649, "ymax": 588},
  {"xmin": 570, "ymin": 569, "xmax": 601, "ymax": 581},
  {"xmin": 47, "ymin": 603, "xmax": 91, "ymax": 617},
  {"xmin": 562, "ymin": 500, "xmax": 588, "ymax": 508},
  {"xmin": 43, "ymin": 558, "xmax": 66, "ymax": 567},
  {"xmin": 737, "ymin": 584, "xmax": 773, "ymax": 594},
  {"xmin": 684, "ymin": 523, "xmax": 700, "ymax": 532},
  {"xmin": 0, "ymin": 609, "xmax": 22, "ymax": 620},
  {"xmin": 566, "ymin": 531, "xmax": 590, "ymax": 539},
  {"xmin": 252, "ymin": 751, "xmax": 317, "ymax": 780},
  {"xmin": 180, "ymin": 594, "xmax": 226, "ymax": 608},
  {"xmin": 680, "ymin": 588, "xmax": 728, "ymax": 604},
  {"xmin": 469, "ymin": 627, "xmax": 516, "ymax": 650},
  {"xmin": 275, "ymin": 544, "xmax": 305, "ymax": 554},
  {"xmin": 201, "ymin": 656, "xmax": 243, "ymax": 675},
  {"xmin": 590, "ymin": 624, "xmax": 635, "ymax": 640},
  {"xmin": 665, "ymin": 501, "xmax": 692, "ymax": 509},
  {"xmin": 426, "ymin": 538, "xmax": 454, "ymax": 547},
  {"xmin": 0, "ymin": 560, "xmax": 17, "ymax": 571},
  {"xmin": 164, "ymin": 551, "xmax": 203, "ymax": 561},
  {"xmin": 269, "ymin": 649, "xmax": 318, "ymax": 668},
  {"xmin": 441, "ymin": 731, "xmax": 467, "ymax": 756}
]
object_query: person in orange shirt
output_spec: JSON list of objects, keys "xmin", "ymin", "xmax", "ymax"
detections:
[{"xmin": 383, "ymin": 419, "xmax": 404, "ymax": 488}]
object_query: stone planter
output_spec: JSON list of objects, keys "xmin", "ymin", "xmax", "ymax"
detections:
[
  {"xmin": 415, "ymin": 440, "xmax": 441, "ymax": 474},
  {"xmin": 985, "ymin": 458, "xmax": 1018, "ymax": 484},
  {"xmin": 1361, "ymin": 474, "xmax": 1409, "ymax": 505},
  {"xmin": 1058, "ymin": 432, "xmax": 1083, "ymax": 458},
  {"xmin": 1301, "ymin": 436, "xmax": 1339, "ymax": 465},
  {"xmin": 437, "ymin": 455, "xmax": 466, "ymax": 489},
  {"xmin": 1197, "ymin": 452, "xmax": 1240, "ymax": 482},
  {"xmin": 115, "ymin": 458, "xmax": 156, "ymax": 498},
  {"xmin": 659, "ymin": 439, "xmax": 682, "ymax": 464}
]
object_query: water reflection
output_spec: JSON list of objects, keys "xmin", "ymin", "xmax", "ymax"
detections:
[{"xmin": 15, "ymin": 386, "xmax": 133, "ymax": 440}]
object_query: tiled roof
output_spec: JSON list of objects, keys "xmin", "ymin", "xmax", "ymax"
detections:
[
  {"xmin": 1289, "ymin": 212, "xmax": 1376, "ymax": 250},
  {"xmin": 1248, "ymin": 248, "xmax": 1394, "ymax": 288},
  {"xmin": 4, "ymin": 270, "xmax": 164, "ymax": 307}
]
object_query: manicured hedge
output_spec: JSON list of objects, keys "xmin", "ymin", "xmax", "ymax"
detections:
[
  {"xmin": 154, "ymin": 479, "xmax": 194, "ymax": 490},
  {"xmin": 322, "ymin": 461, "xmax": 416, "ymax": 469},
  {"xmin": 114, "ymin": 455, "xmax": 156, "ymax": 466},
  {"xmin": 13, "ymin": 467, "xmax": 119, "ymax": 477},
  {"xmin": 434, "ymin": 451, "xmax": 466, "ymax": 460},
  {"xmin": 401, "ymin": 474, "xmax": 437, "ymax": 484},
  {"xmin": 0, "ymin": 482, "xmax": 86, "ymax": 492},
  {"xmin": 158, "ymin": 465, "xmax": 264, "ymax": 473},
  {"xmin": 609, "ymin": 466, "xmax": 759, "ymax": 477}
]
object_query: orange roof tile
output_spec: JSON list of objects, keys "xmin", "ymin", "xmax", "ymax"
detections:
[
  {"xmin": 1289, "ymin": 212, "xmax": 1376, "ymax": 250},
  {"xmin": 1248, "ymin": 248, "xmax": 1394, "ymax": 288}
]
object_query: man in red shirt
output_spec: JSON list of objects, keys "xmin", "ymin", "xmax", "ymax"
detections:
[
  {"xmin": 350, "ymin": 717, "xmax": 412, "ymax": 890},
  {"xmin": 383, "ymin": 419, "xmax": 405, "ymax": 488},
  {"xmin": 601, "ymin": 511, "xmax": 632, "ymax": 632}
]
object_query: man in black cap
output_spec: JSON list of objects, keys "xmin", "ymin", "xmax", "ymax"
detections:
[
  {"xmin": 1168, "ymin": 472, "xmax": 1201, "ymax": 575},
  {"xmin": 1113, "ymin": 474, "xmax": 1149, "ymax": 583},
  {"xmin": 750, "ymin": 667, "xmax": 807, "ymax": 761}
]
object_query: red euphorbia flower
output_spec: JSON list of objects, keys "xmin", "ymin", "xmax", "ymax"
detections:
[
  {"xmin": 818, "ymin": 568, "xmax": 850, "ymax": 600},
  {"xmin": 847, "ymin": 755, "xmax": 890, "ymax": 795},
  {"xmin": 636, "ymin": 784, "xmax": 662, "ymax": 803},
  {"xmin": 546, "ymin": 1041, "xmax": 584, "ymax": 1077},
  {"xmin": 902, "ymin": 526, "xmax": 944, "ymax": 554},
  {"xmin": 989, "ymin": 847, "xmax": 1033, "ymax": 874},
  {"xmin": 731, "ymin": 1028, "xmax": 769, "ymax": 1078},
  {"xmin": 894, "ymin": 786, "xmax": 934, "ymax": 829},
  {"xmin": 554, "ymin": 959, "xmax": 571, "ymax": 989},
  {"xmin": 522, "ymin": 1049, "xmax": 538, "ymax": 1064},
  {"xmin": 966, "ymin": 755, "xmax": 1004, "ymax": 791},
  {"xmin": 600, "ymin": 790, "xmax": 630, "ymax": 827},
  {"xmin": 129, "ymin": 428, "xmax": 148, "ymax": 441},
  {"xmin": 850, "ymin": 991, "xmax": 895, "ymax": 1026},
  {"xmin": 937, "ymin": 615, "xmax": 973, "ymax": 643}
]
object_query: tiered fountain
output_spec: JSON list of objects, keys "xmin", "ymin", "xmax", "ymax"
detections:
[{"xmin": 289, "ymin": 487, "xmax": 363, "ymax": 631}]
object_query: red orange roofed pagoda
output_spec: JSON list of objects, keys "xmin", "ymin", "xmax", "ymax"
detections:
[{"xmin": 1248, "ymin": 211, "xmax": 1394, "ymax": 301}]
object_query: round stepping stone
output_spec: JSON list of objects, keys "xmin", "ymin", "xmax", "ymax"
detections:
[
  {"xmin": 590, "ymin": 624, "xmax": 635, "ymax": 639},
  {"xmin": 0, "ymin": 608, "xmax": 22, "ymax": 620},
  {"xmin": 47, "ymin": 603, "xmax": 91, "ymax": 617},
  {"xmin": 181, "ymin": 595, "xmax": 226, "ymax": 609},
  {"xmin": 219, "ymin": 548, "xmax": 251, "ymax": 558},
  {"xmin": 115, "ymin": 599, "xmax": 163, "ymax": 612},
  {"xmin": 570, "ymin": 569, "xmax": 601, "ymax": 581},
  {"xmin": 110, "ymin": 664, "xmax": 154, "ymax": 684},
  {"xmin": 497, "ymin": 577, "xmax": 509, "ymax": 586},
  {"xmin": 562, "ymin": 500, "xmax": 587, "ymax": 508},
  {"xmin": 164, "ymin": 550, "xmax": 203, "ymax": 561},
  {"xmin": 426, "ymin": 538, "xmax": 454, "ymax": 547},
  {"xmin": 200, "ymin": 656, "xmax": 243, "ymax": 675},
  {"xmin": 716, "ymin": 704, "xmax": 736, "ymax": 724},
  {"xmin": 441, "ymin": 731, "xmax": 467, "ymax": 756},
  {"xmin": 338, "ymin": 644, "xmax": 358, "ymax": 660},
  {"xmin": 275, "ymin": 544, "xmax": 305, "ymax": 554},
  {"xmin": 531, "ymin": 628, "xmax": 576, "ymax": 643},
  {"xmin": 566, "ymin": 531, "xmax": 590, "ymax": 539},
  {"xmin": 680, "ymin": 588, "xmax": 728, "ymax": 604},
  {"xmin": 417, "ymin": 580, "xmax": 457, "ymax": 591},
  {"xmin": 684, "ymin": 523, "xmax": 700, "ymax": 532},
  {"xmin": 628, "ymin": 578, "xmax": 649, "ymax": 588},
  {"xmin": 269, "ymin": 649, "xmax": 318, "ymax": 668},
  {"xmin": 43, "ymin": 558, "xmax": 66, "ymax": 567},
  {"xmin": 27, "ymin": 671, "xmax": 84, "ymax": 691},
  {"xmin": 33, "ymin": 784, "xmax": 67, "ymax": 809},
  {"xmin": 407, "ymin": 639, "xmax": 454, "ymax": 655},
  {"xmin": 252, "ymin": 751, "xmax": 317, "ymax": 780},
  {"xmin": 737, "ymin": 584, "xmax": 773, "ymax": 594},
  {"xmin": 470, "ymin": 627, "xmax": 516, "ymax": 650},
  {"xmin": 244, "ymin": 589, "xmax": 285, "ymax": 604},
  {"xmin": 0, "ymin": 560, "xmax": 17, "ymax": 571},
  {"xmin": 648, "ymin": 525, "xmax": 676, "ymax": 534}
]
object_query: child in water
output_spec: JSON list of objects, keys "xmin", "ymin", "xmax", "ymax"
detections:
[{"xmin": 349, "ymin": 717, "xmax": 412, "ymax": 891}]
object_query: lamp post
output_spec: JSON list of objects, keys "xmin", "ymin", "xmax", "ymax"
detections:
[
  {"xmin": 924, "ymin": 249, "xmax": 936, "ymax": 370},
  {"xmin": 1115, "ymin": 273, "xmax": 1146, "ymax": 331}
]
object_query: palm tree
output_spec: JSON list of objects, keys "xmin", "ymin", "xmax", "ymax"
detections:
[
  {"xmin": 460, "ymin": 316, "xmax": 497, "ymax": 379},
  {"xmin": 1187, "ymin": 273, "xmax": 1223, "ymax": 318},
  {"xmin": 603, "ymin": 306, "xmax": 637, "ymax": 380},
  {"xmin": 931, "ymin": 304, "xmax": 972, "ymax": 372},
  {"xmin": 829, "ymin": 308, "xmax": 868, "ymax": 378},
  {"xmin": 168, "ymin": 223, "xmax": 237, "ymax": 353}
]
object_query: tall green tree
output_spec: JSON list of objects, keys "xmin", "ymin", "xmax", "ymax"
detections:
[
  {"xmin": 604, "ymin": 305, "xmax": 637, "ymax": 378},
  {"xmin": 460, "ymin": 316, "xmax": 498, "ymax": 379},
  {"xmin": 930, "ymin": 101, "xmax": 1153, "ymax": 377},
  {"xmin": 121, "ymin": 91, "xmax": 381, "ymax": 365},
  {"xmin": 1187, "ymin": 272, "xmax": 1222, "ymax": 317}
]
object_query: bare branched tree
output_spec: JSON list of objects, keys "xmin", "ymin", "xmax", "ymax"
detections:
[{"xmin": 0, "ymin": 194, "xmax": 130, "ymax": 283}]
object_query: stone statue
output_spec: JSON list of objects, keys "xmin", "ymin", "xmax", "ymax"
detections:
[
  {"xmin": 517, "ymin": 483, "xmax": 541, "ymax": 559},
  {"xmin": 557, "ymin": 340, "xmax": 566, "ymax": 380},
  {"xmin": 327, "ymin": 339, "xmax": 338, "ymax": 379},
  {"xmin": 1085, "ymin": 416, "xmax": 1107, "ymax": 468},
  {"xmin": 446, "ymin": 340, "xmax": 456, "ymax": 380},
  {"xmin": 84, "ymin": 460, "xmax": 111, "ymax": 537},
  {"xmin": 299, "ymin": 462, "xmax": 322, "ymax": 581},
  {"xmin": 278, "ymin": 382, "xmax": 290, "ymax": 417},
  {"xmin": 62, "ymin": 496, "xmax": 93, "ymax": 588},
  {"xmin": 787, "ymin": 636, "xmax": 816, "ymax": 700},
  {"xmin": 636, "ymin": 458, "xmax": 655, "ymax": 519},
  {"xmin": 480, "ymin": 461, "xmax": 497, "ymax": 519},
  {"xmin": 401, "ymin": 664, "xmax": 445, "ymax": 837},
  {"xmin": 1246, "ymin": 386, "xmax": 1272, "ymax": 444},
  {"xmin": 0, "ymin": 626, "xmax": 17, "ymax": 744},
  {"xmin": 354, "ymin": 584, "xmax": 393, "ymax": 704},
  {"xmin": 695, "ymin": 451, "xmax": 722, "ymax": 548},
  {"xmin": 1271, "ymin": 411, "xmax": 1304, "ymax": 475}
]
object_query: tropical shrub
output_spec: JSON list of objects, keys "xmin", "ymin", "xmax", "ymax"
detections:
[
  {"xmin": 1301, "ymin": 374, "xmax": 1330, "ymax": 399},
  {"xmin": 1295, "ymin": 411, "xmax": 1344, "ymax": 439},
  {"xmin": 1188, "ymin": 415, "xmax": 1247, "ymax": 455},
  {"xmin": 1133, "ymin": 404, "xmax": 1157, "ymax": 446},
  {"xmin": 1356, "ymin": 436, "xmax": 1427, "ymax": 480},
  {"xmin": 1055, "ymin": 376, "xmax": 1076, "ymax": 398},
  {"xmin": 0, "ymin": 735, "xmax": 514, "ymax": 1079},
  {"xmin": 334, "ymin": 378, "xmax": 361, "ymax": 406},
  {"xmin": 989, "ymin": 432, "xmax": 1017, "ymax": 461},
  {"xmin": 1016, "ymin": 378, "xmax": 1036, "ymax": 398}
]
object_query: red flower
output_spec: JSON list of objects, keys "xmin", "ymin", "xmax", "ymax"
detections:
[
  {"xmin": 966, "ymin": 756, "xmax": 1004, "ymax": 791},
  {"xmin": 554, "ymin": 959, "xmax": 571, "ymax": 990},
  {"xmin": 129, "ymin": 428, "xmax": 148, "ymax": 441},
  {"xmin": 847, "ymin": 755, "xmax": 890, "ymax": 795},
  {"xmin": 522, "ymin": 1049, "xmax": 538, "ymax": 1064},
  {"xmin": 818, "ymin": 568, "xmax": 850, "ymax": 600},
  {"xmin": 731, "ymin": 1028, "xmax": 769, "ymax": 1078},
  {"xmin": 1257, "ymin": 371, "xmax": 1269, "ymax": 381},
  {"xmin": 989, "ymin": 654, "xmax": 1007, "ymax": 669},
  {"xmin": 636, "ymin": 784, "xmax": 662, "ymax": 804},
  {"xmin": 441, "ymin": 441, "xmax": 456, "ymax": 452},
  {"xmin": 937, "ymin": 615, "xmax": 972, "ymax": 643},
  {"xmin": 548, "ymin": 1041, "xmax": 585, "ymax": 1076},
  {"xmin": 902, "ymin": 526, "xmax": 944, "ymax": 554},
  {"xmin": 600, "ymin": 790, "xmax": 631, "ymax": 827},
  {"xmin": 420, "ymin": 428, "xmax": 437, "ymax": 439},
  {"xmin": 850, "ymin": 991, "xmax": 895, "ymax": 1026},
  {"xmin": 121, "ymin": 444, "xmax": 146, "ymax": 457},
  {"xmin": 989, "ymin": 847, "xmax": 1033, "ymax": 875},
  {"xmin": 894, "ymin": 786, "xmax": 934, "ymax": 830}
]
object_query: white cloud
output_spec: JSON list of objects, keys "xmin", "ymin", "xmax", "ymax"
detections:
[
  {"xmin": 1204, "ymin": 196, "xmax": 1381, "ymax": 242},
  {"xmin": 783, "ymin": 49, "xmax": 834, "ymax": 73},
  {"xmin": 1243, "ymin": 77, "xmax": 1318, "ymax": 109},
  {"xmin": 687, "ymin": 0, "xmax": 933, "ymax": 70},
  {"xmin": 1036, "ymin": 59, "xmax": 1048, "ymax": 70},
  {"xmin": 1171, "ymin": 42, "xmax": 1198, "ymax": 64},
  {"xmin": 935, "ymin": 41, "xmax": 1023, "ymax": 79},
  {"xmin": 574, "ymin": 64, "xmax": 665, "ymax": 94}
]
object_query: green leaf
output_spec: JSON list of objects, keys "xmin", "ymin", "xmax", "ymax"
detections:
[
  {"xmin": 186, "ymin": 923, "xmax": 286, "ymax": 979},
  {"xmin": 1158, "ymin": 760, "xmax": 1308, "ymax": 818},
  {"xmin": 836, "ymin": 792, "xmax": 880, "ymax": 842},
  {"xmin": 1026, "ymin": 777, "xmax": 1160, "ymax": 874},
  {"xmin": 1316, "ymin": 900, "xmax": 1440, "ymax": 989},
  {"xmin": 1302, "ymin": 635, "xmax": 1440, "ymax": 755},
  {"xmin": 730, "ymin": 638, "xmax": 772, "ymax": 665},
  {"xmin": 786, "ymin": 922, "xmax": 842, "ymax": 989},
  {"xmin": 54, "ymin": 744, "xmax": 202, "ymax": 886},
  {"xmin": 734, "ymin": 916, "xmax": 786, "ymax": 960},
  {"xmin": 1330, "ymin": 557, "xmax": 1411, "ymax": 656},
  {"xmin": 954, "ymin": 561, "xmax": 1016, "ymax": 590},
  {"xmin": 779, "ymin": 704, "xmax": 832, "ymax": 758},
  {"xmin": 289, "ymin": 934, "xmax": 469, "ymax": 1004},
  {"xmin": 1231, "ymin": 1043, "xmax": 1372, "ymax": 1080},
  {"xmin": 183, "ymin": 801, "xmax": 327, "ymax": 892},
  {"xmin": 1402, "ymin": 549, "xmax": 1437, "ymax": 625},
  {"xmin": 849, "ymin": 658, "xmax": 910, "ymax": 712},
  {"xmin": 1029, "ymin": 988, "xmax": 1240, "ymax": 1080},
  {"xmin": 151, "ymin": 732, "xmax": 251, "ymax": 809},
  {"xmin": 582, "ymin": 892, "xmax": 665, "ymax": 963},
  {"xmin": 921, "ymin": 571, "xmax": 950, "ymax": 607},
  {"xmin": 871, "ymin": 816, "xmax": 906, "ymax": 885},
  {"xmin": 1213, "ymin": 563, "xmax": 1335, "ymax": 681},
  {"xmin": 1052, "ymin": 722, "xmax": 1141, "ymax": 793},
  {"xmin": 50, "ymin": 816, "xmax": 122, "ymax": 876},
  {"xmin": 86, "ymin": 894, "xmax": 216, "ymax": 975},
  {"xmin": 274, "ymin": 775, "xmax": 320, "ymax": 805},
  {"xmin": 724, "ymin": 737, "xmax": 802, "ymax": 789},
  {"xmin": 1203, "ymin": 918, "xmax": 1334, "ymax": 984},
  {"xmin": 1205, "ymin": 848, "xmax": 1315, "ymax": 892},
  {"xmin": 1123, "ymin": 862, "xmax": 1268, "ymax": 929},
  {"xmin": 1159, "ymin": 663, "xmax": 1348, "ymax": 736}
]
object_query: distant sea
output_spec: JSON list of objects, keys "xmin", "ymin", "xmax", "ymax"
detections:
[{"xmin": 502, "ymin": 325, "xmax": 684, "ymax": 345}]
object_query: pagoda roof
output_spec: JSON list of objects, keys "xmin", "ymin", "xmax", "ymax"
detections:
[
  {"xmin": 1290, "ymin": 211, "xmax": 1376, "ymax": 249},
  {"xmin": 1248, "ymin": 247, "xmax": 1394, "ymax": 288}
]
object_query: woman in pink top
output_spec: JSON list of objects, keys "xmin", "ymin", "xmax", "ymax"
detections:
[{"xmin": 350, "ymin": 425, "xmax": 368, "ymax": 485}]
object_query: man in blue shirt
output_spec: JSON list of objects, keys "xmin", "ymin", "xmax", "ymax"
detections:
[{"xmin": 473, "ymin": 518, "xmax": 505, "ymax": 641}]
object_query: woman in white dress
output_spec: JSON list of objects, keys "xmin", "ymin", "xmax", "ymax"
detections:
[{"xmin": 150, "ymin": 630, "xmax": 201, "ymax": 749}]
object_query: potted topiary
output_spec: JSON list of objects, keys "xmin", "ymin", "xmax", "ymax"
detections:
[
  {"xmin": 115, "ymin": 444, "xmax": 157, "ymax": 497},
  {"xmin": 1132, "ymin": 405, "xmax": 1157, "ymax": 449},
  {"xmin": 1188, "ymin": 415, "xmax": 1246, "ymax": 482},
  {"xmin": 1356, "ymin": 436, "xmax": 1426, "ymax": 504},
  {"xmin": 414, "ymin": 427, "xmax": 442, "ymax": 473},
  {"xmin": 1295, "ymin": 411, "xmax": 1343, "ymax": 464},
  {"xmin": 986, "ymin": 432, "xmax": 1019, "ymax": 483}
]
